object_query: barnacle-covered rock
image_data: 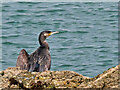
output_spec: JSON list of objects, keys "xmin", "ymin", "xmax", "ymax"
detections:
[{"xmin": 0, "ymin": 64, "xmax": 119, "ymax": 89}]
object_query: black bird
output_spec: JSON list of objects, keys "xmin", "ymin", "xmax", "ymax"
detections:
[{"xmin": 16, "ymin": 31, "xmax": 59, "ymax": 72}]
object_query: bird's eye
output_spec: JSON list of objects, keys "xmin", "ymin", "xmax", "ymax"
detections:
[{"xmin": 48, "ymin": 31, "xmax": 51, "ymax": 33}]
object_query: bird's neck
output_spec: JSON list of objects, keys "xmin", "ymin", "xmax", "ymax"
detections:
[{"xmin": 39, "ymin": 37, "xmax": 49, "ymax": 49}]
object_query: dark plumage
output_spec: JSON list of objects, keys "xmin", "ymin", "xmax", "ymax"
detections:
[
  {"xmin": 16, "ymin": 31, "xmax": 59, "ymax": 72},
  {"xmin": 16, "ymin": 49, "xmax": 29, "ymax": 70}
]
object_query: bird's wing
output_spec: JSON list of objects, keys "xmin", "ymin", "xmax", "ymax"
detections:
[
  {"xmin": 38, "ymin": 54, "xmax": 51, "ymax": 72},
  {"xmin": 16, "ymin": 49, "xmax": 30, "ymax": 70},
  {"xmin": 29, "ymin": 53, "xmax": 51, "ymax": 72}
]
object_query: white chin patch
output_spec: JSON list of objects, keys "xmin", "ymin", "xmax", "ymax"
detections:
[
  {"xmin": 44, "ymin": 33, "xmax": 48, "ymax": 36},
  {"xmin": 44, "ymin": 40, "xmax": 47, "ymax": 43}
]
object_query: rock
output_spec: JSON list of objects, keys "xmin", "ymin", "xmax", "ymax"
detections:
[
  {"xmin": 78, "ymin": 64, "xmax": 119, "ymax": 88},
  {"xmin": 0, "ymin": 64, "xmax": 119, "ymax": 89}
]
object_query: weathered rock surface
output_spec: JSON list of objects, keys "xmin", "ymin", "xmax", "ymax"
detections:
[{"xmin": 0, "ymin": 64, "xmax": 119, "ymax": 89}]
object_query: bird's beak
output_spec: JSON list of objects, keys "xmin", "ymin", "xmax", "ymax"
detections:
[{"xmin": 48, "ymin": 31, "xmax": 59, "ymax": 36}]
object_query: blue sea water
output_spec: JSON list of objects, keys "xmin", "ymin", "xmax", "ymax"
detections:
[{"xmin": 1, "ymin": 2, "xmax": 118, "ymax": 77}]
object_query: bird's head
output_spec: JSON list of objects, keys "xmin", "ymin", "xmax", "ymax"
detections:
[
  {"xmin": 39, "ymin": 31, "xmax": 59, "ymax": 45},
  {"xmin": 43, "ymin": 31, "xmax": 59, "ymax": 37},
  {"xmin": 40, "ymin": 31, "xmax": 59, "ymax": 39}
]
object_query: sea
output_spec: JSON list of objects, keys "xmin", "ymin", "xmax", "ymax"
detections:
[{"xmin": 1, "ymin": 2, "xmax": 118, "ymax": 77}]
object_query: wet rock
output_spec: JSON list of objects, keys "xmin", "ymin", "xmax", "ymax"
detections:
[
  {"xmin": 0, "ymin": 64, "xmax": 119, "ymax": 89},
  {"xmin": 78, "ymin": 64, "xmax": 119, "ymax": 88}
]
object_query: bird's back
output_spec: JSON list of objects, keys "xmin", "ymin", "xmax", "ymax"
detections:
[{"xmin": 29, "ymin": 47, "xmax": 51, "ymax": 72}]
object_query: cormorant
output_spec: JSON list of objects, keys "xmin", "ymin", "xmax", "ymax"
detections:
[{"xmin": 16, "ymin": 31, "xmax": 59, "ymax": 72}]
